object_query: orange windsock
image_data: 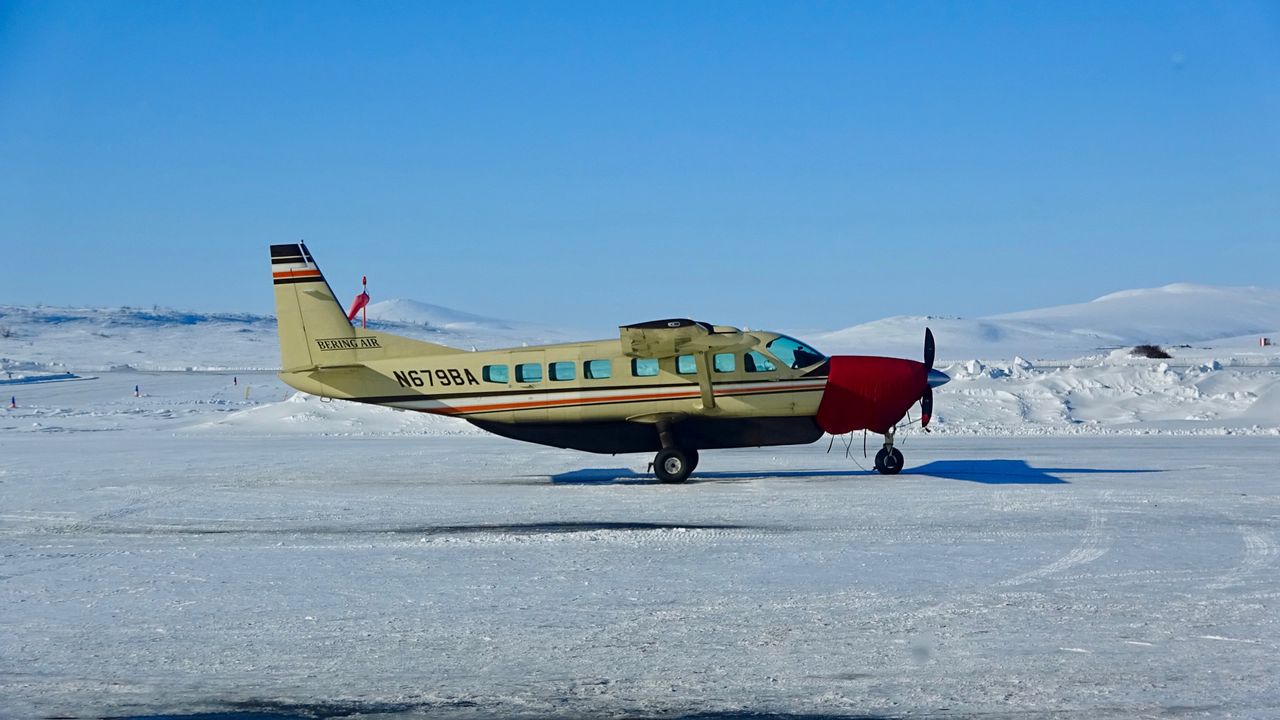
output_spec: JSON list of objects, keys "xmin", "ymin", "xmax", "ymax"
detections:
[{"xmin": 346, "ymin": 291, "xmax": 370, "ymax": 322}]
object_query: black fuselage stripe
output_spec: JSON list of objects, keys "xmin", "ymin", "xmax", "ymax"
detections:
[
  {"xmin": 271, "ymin": 256, "xmax": 307, "ymax": 264},
  {"xmin": 353, "ymin": 378, "xmax": 829, "ymax": 403},
  {"xmin": 448, "ymin": 387, "xmax": 824, "ymax": 416}
]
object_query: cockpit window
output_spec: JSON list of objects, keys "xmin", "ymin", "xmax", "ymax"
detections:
[{"xmin": 765, "ymin": 336, "xmax": 826, "ymax": 369}]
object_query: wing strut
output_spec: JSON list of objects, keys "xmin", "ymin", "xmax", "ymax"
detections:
[{"xmin": 694, "ymin": 351, "xmax": 716, "ymax": 410}]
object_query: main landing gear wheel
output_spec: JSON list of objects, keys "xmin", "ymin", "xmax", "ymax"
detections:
[
  {"xmin": 654, "ymin": 448, "xmax": 696, "ymax": 483},
  {"xmin": 874, "ymin": 447, "xmax": 904, "ymax": 475}
]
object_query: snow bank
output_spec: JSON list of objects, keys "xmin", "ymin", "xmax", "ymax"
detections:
[
  {"xmin": 928, "ymin": 356, "xmax": 1280, "ymax": 436},
  {"xmin": 191, "ymin": 392, "xmax": 481, "ymax": 436}
]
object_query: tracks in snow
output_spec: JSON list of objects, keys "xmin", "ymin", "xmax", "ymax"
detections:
[
  {"xmin": 1206, "ymin": 523, "xmax": 1278, "ymax": 590},
  {"xmin": 999, "ymin": 495, "xmax": 1112, "ymax": 587}
]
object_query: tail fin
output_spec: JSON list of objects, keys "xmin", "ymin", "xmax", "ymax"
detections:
[{"xmin": 271, "ymin": 242, "xmax": 458, "ymax": 371}]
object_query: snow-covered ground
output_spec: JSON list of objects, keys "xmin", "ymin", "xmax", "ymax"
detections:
[
  {"xmin": 3, "ymin": 433, "xmax": 1278, "ymax": 719},
  {"xmin": 2, "ymin": 285, "xmax": 1279, "ymax": 717}
]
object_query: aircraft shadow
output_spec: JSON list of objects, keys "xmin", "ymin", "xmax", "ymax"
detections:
[
  {"xmin": 915, "ymin": 459, "xmax": 1161, "ymax": 484},
  {"xmin": 553, "ymin": 460, "xmax": 1160, "ymax": 486},
  {"xmin": 551, "ymin": 468, "xmax": 870, "ymax": 485}
]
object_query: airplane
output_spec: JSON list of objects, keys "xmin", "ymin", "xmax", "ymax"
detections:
[{"xmin": 270, "ymin": 242, "xmax": 950, "ymax": 482}]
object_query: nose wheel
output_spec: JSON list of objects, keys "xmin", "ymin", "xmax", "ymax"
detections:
[
  {"xmin": 874, "ymin": 447, "xmax": 904, "ymax": 475},
  {"xmin": 874, "ymin": 427, "xmax": 904, "ymax": 475}
]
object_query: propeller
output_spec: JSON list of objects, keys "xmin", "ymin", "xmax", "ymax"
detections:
[{"xmin": 921, "ymin": 328, "xmax": 936, "ymax": 428}]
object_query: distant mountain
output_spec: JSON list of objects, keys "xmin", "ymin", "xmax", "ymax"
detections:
[
  {"xmin": 992, "ymin": 284, "xmax": 1280, "ymax": 345},
  {"xmin": 363, "ymin": 299, "xmax": 517, "ymax": 331},
  {"xmin": 812, "ymin": 284, "xmax": 1280, "ymax": 361}
]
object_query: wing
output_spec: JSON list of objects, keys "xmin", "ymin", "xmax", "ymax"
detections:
[
  {"xmin": 618, "ymin": 319, "xmax": 758, "ymax": 411},
  {"xmin": 619, "ymin": 318, "xmax": 757, "ymax": 358}
]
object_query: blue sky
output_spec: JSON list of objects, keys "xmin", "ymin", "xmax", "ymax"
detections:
[{"xmin": 2, "ymin": 1, "xmax": 1277, "ymax": 332}]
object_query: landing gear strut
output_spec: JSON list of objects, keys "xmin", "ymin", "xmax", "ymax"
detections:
[
  {"xmin": 653, "ymin": 421, "xmax": 698, "ymax": 483},
  {"xmin": 874, "ymin": 427, "xmax": 904, "ymax": 475}
]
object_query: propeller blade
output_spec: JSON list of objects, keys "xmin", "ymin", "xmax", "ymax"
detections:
[
  {"xmin": 920, "ymin": 386, "xmax": 933, "ymax": 428},
  {"xmin": 924, "ymin": 327, "xmax": 935, "ymax": 368}
]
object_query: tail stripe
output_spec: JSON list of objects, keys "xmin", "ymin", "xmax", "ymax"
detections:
[
  {"xmin": 273, "ymin": 275, "xmax": 327, "ymax": 285},
  {"xmin": 272, "ymin": 268, "xmax": 324, "ymax": 284},
  {"xmin": 272, "ymin": 269, "xmax": 323, "ymax": 279},
  {"xmin": 270, "ymin": 243, "xmax": 323, "ymax": 284},
  {"xmin": 271, "ymin": 243, "xmax": 305, "ymax": 256}
]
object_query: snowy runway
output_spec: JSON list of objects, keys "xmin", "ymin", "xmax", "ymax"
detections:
[{"xmin": 3, "ymin": 433, "xmax": 1277, "ymax": 718}]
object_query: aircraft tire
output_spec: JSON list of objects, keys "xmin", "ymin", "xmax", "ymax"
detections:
[
  {"xmin": 686, "ymin": 449, "xmax": 700, "ymax": 473},
  {"xmin": 654, "ymin": 448, "xmax": 692, "ymax": 483},
  {"xmin": 874, "ymin": 447, "xmax": 904, "ymax": 475}
]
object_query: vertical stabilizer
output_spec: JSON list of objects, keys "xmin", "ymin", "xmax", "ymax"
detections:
[{"xmin": 271, "ymin": 243, "xmax": 357, "ymax": 370}]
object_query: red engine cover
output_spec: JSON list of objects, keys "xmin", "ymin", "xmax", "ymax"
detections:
[{"xmin": 816, "ymin": 356, "xmax": 928, "ymax": 435}]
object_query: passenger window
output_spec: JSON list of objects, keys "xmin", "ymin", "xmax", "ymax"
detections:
[
  {"xmin": 482, "ymin": 364, "xmax": 509, "ymax": 383},
  {"xmin": 713, "ymin": 353, "xmax": 736, "ymax": 373},
  {"xmin": 516, "ymin": 363, "xmax": 542, "ymax": 383},
  {"xmin": 549, "ymin": 361, "xmax": 575, "ymax": 381},
  {"xmin": 631, "ymin": 358, "xmax": 659, "ymax": 377},
  {"xmin": 676, "ymin": 355, "xmax": 697, "ymax": 375},
  {"xmin": 745, "ymin": 351, "xmax": 777, "ymax": 373},
  {"xmin": 584, "ymin": 359, "xmax": 612, "ymax": 379}
]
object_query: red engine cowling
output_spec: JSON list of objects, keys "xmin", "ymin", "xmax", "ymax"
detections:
[{"xmin": 815, "ymin": 356, "xmax": 929, "ymax": 435}]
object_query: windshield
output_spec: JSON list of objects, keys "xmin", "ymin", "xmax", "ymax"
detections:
[{"xmin": 765, "ymin": 335, "xmax": 826, "ymax": 369}]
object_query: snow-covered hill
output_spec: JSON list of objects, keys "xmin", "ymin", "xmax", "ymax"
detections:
[
  {"xmin": 813, "ymin": 284, "xmax": 1280, "ymax": 362},
  {"xmin": 363, "ymin": 298, "xmax": 577, "ymax": 341},
  {"xmin": 0, "ymin": 306, "xmax": 279, "ymax": 372},
  {"xmin": 364, "ymin": 299, "xmax": 517, "ymax": 331},
  {"xmin": 0, "ymin": 303, "xmax": 573, "ymax": 372}
]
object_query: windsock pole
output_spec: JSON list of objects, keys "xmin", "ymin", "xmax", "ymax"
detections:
[
  {"xmin": 362, "ymin": 276, "xmax": 368, "ymax": 329},
  {"xmin": 134, "ymin": 384, "xmax": 140, "ymax": 397}
]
